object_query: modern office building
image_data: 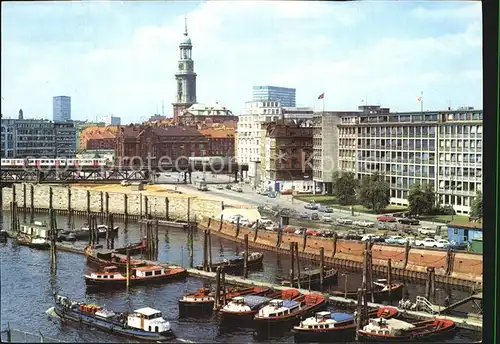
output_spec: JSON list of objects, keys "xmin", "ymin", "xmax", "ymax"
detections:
[
  {"xmin": 332, "ymin": 105, "xmax": 482, "ymax": 215},
  {"xmin": 53, "ymin": 96, "xmax": 71, "ymax": 121},
  {"xmin": 1, "ymin": 117, "xmax": 76, "ymax": 158},
  {"xmin": 102, "ymin": 115, "xmax": 121, "ymax": 126},
  {"xmin": 252, "ymin": 86, "xmax": 296, "ymax": 107}
]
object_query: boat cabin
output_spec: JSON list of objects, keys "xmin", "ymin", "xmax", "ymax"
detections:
[
  {"xmin": 258, "ymin": 299, "xmax": 301, "ymax": 317},
  {"xmin": 315, "ymin": 311, "xmax": 332, "ymax": 322},
  {"xmin": 363, "ymin": 318, "xmax": 415, "ymax": 336},
  {"xmin": 89, "ymin": 271, "xmax": 123, "ymax": 279},
  {"xmin": 298, "ymin": 311, "xmax": 354, "ymax": 330},
  {"xmin": 20, "ymin": 221, "xmax": 49, "ymax": 238},
  {"xmin": 134, "ymin": 265, "xmax": 166, "ymax": 277},
  {"xmin": 231, "ymin": 296, "xmax": 245, "ymax": 305},
  {"xmin": 127, "ymin": 307, "xmax": 170, "ymax": 333}
]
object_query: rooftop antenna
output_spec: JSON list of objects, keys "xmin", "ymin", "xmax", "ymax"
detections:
[{"xmin": 162, "ymin": 101, "xmax": 165, "ymax": 115}]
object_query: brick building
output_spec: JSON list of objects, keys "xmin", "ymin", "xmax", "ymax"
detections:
[
  {"xmin": 260, "ymin": 119, "xmax": 314, "ymax": 192},
  {"xmin": 198, "ymin": 128, "xmax": 235, "ymax": 156},
  {"xmin": 116, "ymin": 125, "xmax": 208, "ymax": 165},
  {"xmin": 79, "ymin": 126, "xmax": 119, "ymax": 151}
]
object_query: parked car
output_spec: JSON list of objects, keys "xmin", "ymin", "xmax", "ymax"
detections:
[
  {"xmin": 336, "ymin": 217, "xmax": 353, "ymax": 225},
  {"xmin": 216, "ymin": 185, "xmax": 224, "ymax": 190},
  {"xmin": 385, "ymin": 236, "xmax": 413, "ymax": 245},
  {"xmin": 233, "ymin": 186, "xmax": 243, "ymax": 192},
  {"xmin": 121, "ymin": 180, "xmax": 131, "ymax": 186},
  {"xmin": 361, "ymin": 234, "xmax": 383, "ymax": 242},
  {"xmin": 323, "ymin": 207, "xmax": 334, "ymax": 213},
  {"xmin": 318, "ymin": 206, "xmax": 330, "ymax": 213},
  {"xmin": 398, "ymin": 217, "xmax": 420, "ymax": 225},
  {"xmin": 415, "ymin": 237, "xmax": 449, "ymax": 249},
  {"xmin": 258, "ymin": 189, "xmax": 269, "ymax": 195},
  {"xmin": 298, "ymin": 213, "xmax": 310, "ymax": 220},
  {"xmin": 266, "ymin": 224, "xmax": 278, "ymax": 231},
  {"xmin": 342, "ymin": 232, "xmax": 363, "ymax": 241},
  {"xmin": 418, "ymin": 226, "xmax": 436, "ymax": 236},
  {"xmin": 310, "ymin": 213, "xmax": 319, "ymax": 220},
  {"xmin": 225, "ymin": 184, "xmax": 232, "ymax": 190},
  {"xmin": 355, "ymin": 220, "xmax": 374, "ymax": 228},
  {"xmin": 376, "ymin": 215, "xmax": 396, "ymax": 222},
  {"xmin": 304, "ymin": 203, "xmax": 318, "ymax": 210},
  {"xmin": 283, "ymin": 226, "xmax": 297, "ymax": 233},
  {"xmin": 306, "ymin": 228, "xmax": 322, "ymax": 236},
  {"xmin": 268, "ymin": 191, "xmax": 277, "ymax": 198},
  {"xmin": 294, "ymin": 228, "xmax": 305, "ymax": 235},
  {"xmin": 321, "ymin": 230, "xmax": 335, "ymax": 238},
  {"xmin": 449, "ymin": 240, "xmax": 469, "ymax": 250},
  {"xmin": 259, "ymin": 217, "xmax": 273, "ymax": 226},
  {"xmin": 321, "ymin": 215, "xmax": 333, "ymax": 223}
]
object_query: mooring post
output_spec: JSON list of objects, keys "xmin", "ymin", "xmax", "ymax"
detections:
[
  {"xmin": 430, "ymin": 267, "xmax": 436, "ymax": 303},
  {"xmin": 87, "ymin": 214, "xmax": 92, "ymax": 246},
  {"xmin": 144, "ymin": 196, "xmax": 149, "ymax": 219},
  {"xmin": 105, "ymin": 215, "xmax": 110, "ymax": 249},
  {"xmin": 67, "ymin": 187, "xmax": 72, "ymax": 214},
  {"xmin": 100, "ymin": 191, "xmax": 104, "ymax": 215},
  {"xmin": 243, "ymin": 234, "xmax": 249, "ymax": 278},
  {"xmin": 294, "ymin": 242, "xmax": 302, "ymax": 289},
  {"xmin": 95, "ymin": 215, "xmax": 100, "ymax": 245},
  {"xmin": 221, "ymin": 269, "xmax": 227, "ymax": 306},
  {"xmin": 155, "ymin": 219, "xmax": 159, "ymax": 261},
  {"xmin": 426, "ymin": 267, "xmax": 432, "ymax": 301},
  {"xmin": 22, "ymin": 183, "xmax": 27, "ymax": 214},
  {"xmin": 105, "ymin": 192, "xmax": 109, "ymax": 215},
  {"xmin": 49, "ymin": 186, "xmax": 53, "ymax": 210},
  {"xmin": 188, "ymin": 225, "xmax": 194, "ymax": 268},
  {"xmin": 207, "ymin": 229, "xmax": 213, "ymax": 269},
  {"xmin": 12, "ymin": 185, "xmax": 17, "ymax": 207},
  {"xmin": 332, "ymin": 232, "xmax": 338, "ymax": 257},
  {"xmin": 165, "ymin": 197, "xmax": 170, "ymax": 221},
  {"xmin": 387, "ymin": 258, "xmax": 392, "ymax": 303},
  {"xmin": 404, "ymin": 240, "xmax": 410, "ymax": 270},
  {"xmin": 290, "ymin": 242, "xmax": 295, "ymax": 287},
  {"xmin": 86, "ymin": 190, "xmax": 91, "ymax": 215},
  {"xmin": 355, "ymin": 288, "xmax": 363, "ymax": 341},
  {"xmin": 302, "ymin": 229, "xmax": 307, "ymax": 252},
  {"xmin": 110, "ymin": 214, "xmax": 115, "ymax": 249},
  {"xmin": 187, "ymin": 197, "xmax": 191, "ymax": 223},
  {"xmin": 319, "ymin": 247, "xmax": 325, "ymax": 289},
  {"xmin": 202, "ymin": 230, "xmax": 209, "ymax": 271},
  {"xmin": 254, "ymin": 219, "xmax": 259, "ymax": 242},
  {"xmin": 214, "ymin": 266, "xmax": 222, "ymax": 310},
  {"xmin": 50, "ymin": 209, "xmax": 57, "ymax": 273},
  {"xmin": 124, "ymin": 194, "xmax": 128, "ymax": 222},
  {"xmin": 446, "ymin": 246, "xmax": 453, "ymax": 275},
  {"xmin": 126, "ymin": 248, "xmax": 131, "ymax": 290},
  {"xmin": 30, "ymin": 184, "xmax": 34, "ymax": 219},
  {"xmin": 219, "ymin": 214, "xmax": 223, "ymax": 231},
  {"xmin": 368, "ymin": 246, "xmax": 374, "ymax": 303},
  {"xmin": 236, "ymin": 217, "xmax": 240, "ymax": 238}
]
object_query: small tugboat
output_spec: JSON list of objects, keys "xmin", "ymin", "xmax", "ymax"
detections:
[
  {"xmin": 178, "ymin": 286, "xmax": 270, "ymax": 316},
  {"xmin": 254, "ymin": 293, "xmax": 327, "ymax": 331},
  {"xmin": 330, "ymin": 279, "xmax": 404, "ymax": 302},
  {"xmin": 16, "ymin": 235, "xmax": 51, "ymax": 250},
  {"xmin": 84, "ymin": 244, "xmax": 148, "ymax": 270},
  {"xmin": 219, "ymin": 288, "xmax": 301, "ymax": 320},
  {"xmin": 195, "ymin": 252, "xmax": 264, "ymax": 273},
  {"xmin": 53, "ymin": 294, "xmax": 175, "ymax": 341},
  {"xmin": 357, "ymin": 317, "xmax": 456, "ymax": 342},
  {"xmin": 293, "ymin": 307, "xmax": 399, "ymax": 342},
  {"xmin": 85, "ymin": 265, "xmax": 187, "ymax": 289},
  {"xmin": 0, "ymin": 230, "xmax": 8, "ymax": 243},
  {"xmin": 280, "ymin": 267, "xmax": 338, "ymax": 288}
]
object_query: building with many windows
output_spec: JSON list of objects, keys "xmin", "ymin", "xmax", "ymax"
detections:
[
  {"xmin": 252, "ymin": 86, "xmax": 296, "ymax": 107},
  {"xmin": 1, "ymin": 117, "xmax": 76, "ymax": 158},
  {"xmin": 53, "ymin": 96, "xmax": 71, "ymax": 121},
  {"xmin": 333, "ymin": 105, "xmax": 482, "ymax": 215}
]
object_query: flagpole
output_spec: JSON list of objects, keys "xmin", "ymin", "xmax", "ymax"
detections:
[
  {"xmin": 420, "ymin": 91, "xmax": 423, "ymax": 114},
  {"xmin": 322, "ymin": 97, "xmax": 325, "ymax": 114}
]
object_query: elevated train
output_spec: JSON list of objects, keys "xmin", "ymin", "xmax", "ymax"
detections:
[{"xmin": 0, "ymin": 158, "xmax": 111, "ymax": 168}]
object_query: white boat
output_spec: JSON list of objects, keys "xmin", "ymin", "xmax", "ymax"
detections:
[{"xmin": 255, "ymin": 299, "xmax": 302, "ymax": 319}]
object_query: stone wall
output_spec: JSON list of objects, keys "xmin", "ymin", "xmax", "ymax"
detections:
[
  {"xmin": 2, "ymin": 183, "xmax": 223, "ymax": 221},
  {"xmin": 200, "ymin": 216, "xmax": 482, "ymax": 285}
]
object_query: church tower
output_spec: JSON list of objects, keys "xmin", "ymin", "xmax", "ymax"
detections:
[{"xmin": 172, "ymin": 17, "xmax": 197, "ymax": 123}]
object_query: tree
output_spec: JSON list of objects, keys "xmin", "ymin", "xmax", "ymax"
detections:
[
  {"xmin": 408, "ymin": 183, "xmax": 436, "ymax": 215},
  {"xmin": 332, "ymin": 171, "xmax": 358, "ymax": 205},
  {"xmin": 422, "ymin": 183, "xmax": 436, "ymax": 214},
  {"xmin": 471, "ymin": 190, "xmax": 483, "ymax": 221},
  {"xmin": 357, "ymin": 172, "xmax": 390, "ymax": 213}
]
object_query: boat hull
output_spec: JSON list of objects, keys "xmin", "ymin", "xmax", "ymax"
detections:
[
  {"xmin": 357, "ymin": 319, "xmax": 456, "ymax": 342},
  {"xmin": 53, "ymin": 303, "xmax": 175, "ymax": 341},
  {"xmin": 294, "ymin": 326, "xmax": 356, "ymax": 343},
  {"xmin": 178, "ymin": 299, "xmax": 215, "ymax": 317},
  {"xmin": 196, "ymin": 254, "xmax": 264, "ymax": 274},
  {"xmin": 16, "ymin": 240, "xmax": 50, "ymax": 250},
  {"xmin": 85, "ymin": 270, "xmax": 187, "ymax": 290}
]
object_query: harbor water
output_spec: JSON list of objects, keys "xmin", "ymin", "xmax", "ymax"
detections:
[{"xmin": 0, "ymin": 211, "xmax": 481, "ymax": 343}]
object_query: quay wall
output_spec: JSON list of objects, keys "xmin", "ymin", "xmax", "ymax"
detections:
[
  {"xmin": 199, "ymin": 217, "xmax": 483, "ymax": 288},
  {"xmin": 2, "ymin": 183, "xmax": 223, "ymax": 221}
]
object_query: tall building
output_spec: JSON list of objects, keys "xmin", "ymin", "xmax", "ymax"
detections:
[
  {"xmin": 1, "ymin": 117, "xmax": 76, "ymax": 158},
  {"xmin": 261, "ymin": 119, "xmax": 313, "ymax": 192},
  {"xmin": 102, "ymin": 115, "xmax": 121, "ymax": 126},
  {"xmin": 53, "ymin": 96, "xmax": 71, "ymax": 121},
  {"xmin": 332, "ymin": 105, "xmax": 482, "ymax": 215},
  {"xmin": 172, "ymin": 18, "xmax": 197, "ymax": 123},
  {"xmin": 252, "ymin": 86, "xmax": 296, "ymax": 107}
]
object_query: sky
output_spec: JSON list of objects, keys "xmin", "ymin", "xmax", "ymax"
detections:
[{"xmin": 1, "ymin": 1, "xmax": 482, "ymax": 124}]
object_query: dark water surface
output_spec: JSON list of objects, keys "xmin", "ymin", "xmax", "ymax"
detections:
[{"xmin": 0, "ymin": 212, "xmax": 481, "ymax": 343}]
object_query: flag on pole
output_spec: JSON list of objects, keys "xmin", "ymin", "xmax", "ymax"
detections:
[{"xmin": 318, "ymin": 93, "xmax": 325, "ymax": 100}]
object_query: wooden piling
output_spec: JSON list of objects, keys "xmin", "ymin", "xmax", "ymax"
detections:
[
  {"xmin": 187, "ymin": 198, "xmax": 191, "ymax": 223},
  {"xmin": 67, "ymin": 187, "xmax": 71, "ymax": 213},
  {"xmin": 30, "ymin": 184, "xmax": 34, "ymax": 220},
  {"xmin": 368, "ymin": 246, "xmax": 374, "ymax": 303},
  {"xmin": 221, "ymin": 269, "xmax": 227, "ymax": 305},
  {"xmin": 105, "ymin": 192, "xmax": 109, "ymax": 215},
  {"xmin": 49, "ymin": 187, "xmax": 53, "ymax": 210},
  {"xmin": 49, "ymin": 209, "xmax": 57, "ymax": 274},
  {"xmin": 94, "ymin": 215, "xmax": 99, "ymax": 245},
  {"xmin": 203, "ymin": 230, "xmax": 209, "ymax": 271},
  {"xmin": 126, "ymin": 248, "xmax": 131, "ymax": 290},
  {"xmin": 332, "ymin": 232, "xmax": 338, "ymax": 257},
  {"xmin": 214, "ymin": 266, "xmax": 222, "ymax": 310},
  {"xmin": 294, "ymin": 242, "xmax": 301, "ymax": 289},
  {"xmin": 208, "ymin": 229, "xmax": 212, "ymax": 269},
  {"xmin": 86, "ymin": 190, "xmax": 91, "ymax": 215},
  {"xmin": 430, "ymin": 267, "xmax": 436, "ymax": 302},
  {"xmin": 22, "ymin": 184, "xmax": 26, "ymax": 215},
  {"xmin": 387, "ymin": 258, "xmax": 392, "ymax": 302},
  {"xmin": 243, "ymin": 234, "xmax": 249, "ymax": 278},
  {"xmin": 355, "ymin": 288, "xmax": 363, "ymax": 341},
  {"xmin": 105, "ymin": 215, "xmax": 110, "ymax": 249},
  {"xmin": 254, "ymin": 220, "xmax": 259, "ymax": 242},
  {"xmin": 290, "ymin": 242, "xmax": 295, "ymax": 286},
  {"xmin": 165, "ymin": 197, "xmax": 170, "ymax": 221},
  {"xmin": 426, "ymin": 267, "xmax": 432, "ymax": 301},
  {"xmin": 235, "ymin": 217, "xmax": 240, "ymax": 238},
  {"xmin": 154, "ymin": 219, "xmax": 159, "ymax": 261},
  {"xmin": 124, "ymin": 194, "xmax": 128, "ymax": 222},
  {"xmin": 319, "ymin": 247, "xmax": 325, "ymax": 288},
  {"xmin": 87, "ymin": 214, "xmax": 92, "ymax": 246},
  {"xmin": 144, "ymin": 196, "xmax": 149, "ymax": 218},
  {"xmin": 100, "ymin": 191, "xmax": 104, "ymax": 214}
]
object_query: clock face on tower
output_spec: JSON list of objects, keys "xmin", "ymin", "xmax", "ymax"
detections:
[{"xmin": 178, "ymin": 62, "xmax": 184, "ymax": 71}]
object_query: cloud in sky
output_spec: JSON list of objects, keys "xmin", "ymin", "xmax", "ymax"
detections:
[{"xmin": 1, "ymin": 1, "xmax": 482, "ymax": 123}]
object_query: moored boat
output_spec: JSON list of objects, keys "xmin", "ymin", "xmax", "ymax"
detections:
[
  {"xmin": 53, "ymin": 294, "xmax": 175, "ymax": 341},
  {"xmin": 16, "ymin": 235, "xmax": 50, "ymax": 250},
  {"xmin": 293, "ymin": 307, "xmax": 399, "ymax": 342},
  {"xmin": 77, "ymin": 224, "xmax": 119, "ymax": 239},
  {"xmin": 280, "ymin": 267, "xmax": 338, "ymax": 288},
  {"xmin": 357, "ymin": 317, "xmax": 456, "ymax": 342},
  {"xmin": 85, "ymin": 265, "xmax": 187, "ymax": 289},
  {"xmin": 84, "ymin": 244, "xmax": 148, "ymax": 270},
  {"xmin": 178, "ymin": 286, "xmax": 270, "ymax": 316},
  {"xmin": 113, "ymin": 239, "xmax": 147, "ymax": 255},
  {"xmin": 195, "ymin": 252, "xmax": 264, "ymax": 273},
  {"xmin": 253, "ymin": 293, "xmax": 327, "ymax": 331},
  {"xmin": 219, "ymin": 288, "xmax": 301, "ymax": 320},
  {"xmin": 330, "ymin": 279, "xmax": 404, "ymax": 302},
  {"xmin": 0, "ymin": 230, "xmax": 8, "ymax": 243}
]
